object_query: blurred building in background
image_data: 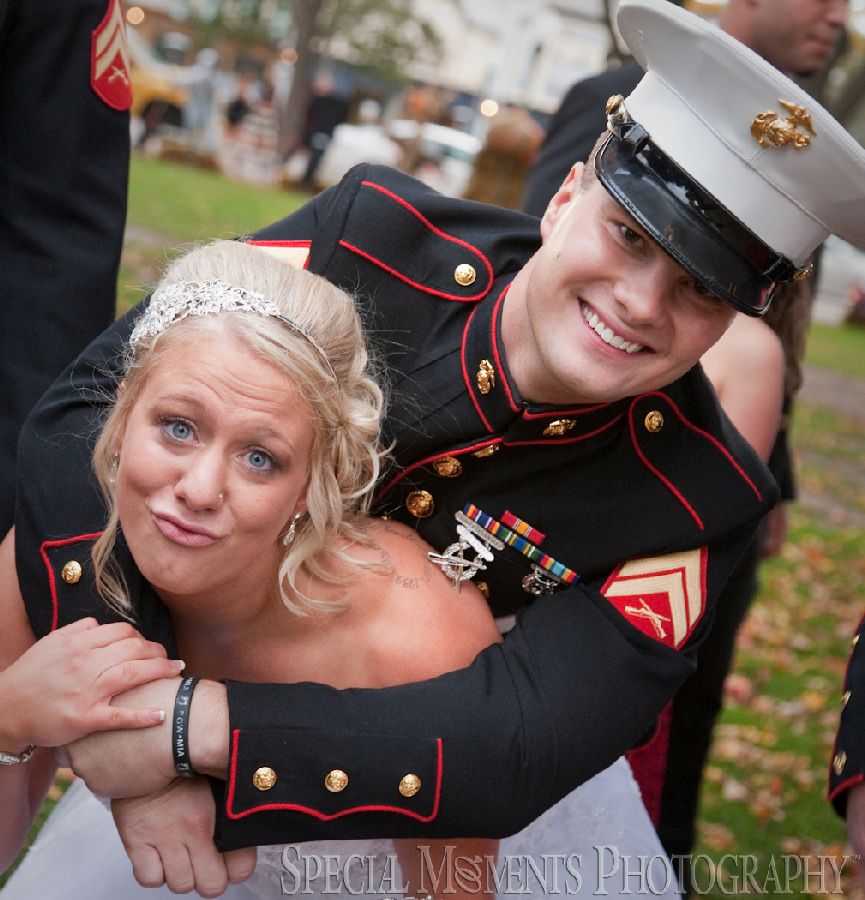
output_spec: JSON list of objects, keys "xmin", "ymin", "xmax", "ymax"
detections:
[{"xmin": 121, "ymin": 0, "xmax": 865, "ymax": 214}]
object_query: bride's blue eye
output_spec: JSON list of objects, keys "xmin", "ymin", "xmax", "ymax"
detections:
[
  {"xmin": 246, "ymin": 448, "xmax": 273, "ymax": 471},
  {"xmin": 161, "ymin": 418, "xmax": 193, "ymax": 442}
]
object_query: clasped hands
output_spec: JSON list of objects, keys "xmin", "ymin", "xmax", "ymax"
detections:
[
  {"xmin": 66, "ymin": 660, "xmax": 254, "ymax": 897},
  {"xmin": 13, "ymin": 619, "xmax": 253, "ymax": 897}
]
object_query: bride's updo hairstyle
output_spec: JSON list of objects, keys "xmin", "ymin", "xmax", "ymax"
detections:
[{"xmin": 92, "ymin": 240, "xmax": 387, "ymax": 617}]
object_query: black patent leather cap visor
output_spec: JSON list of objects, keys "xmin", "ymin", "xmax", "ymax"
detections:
[{"xmin": 595, "ymin": 131, "xmax": 791, "ymax": 316}]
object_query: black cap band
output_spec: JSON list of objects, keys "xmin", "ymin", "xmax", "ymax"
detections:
[{"xmin": 595, "ymin": 124, "xmax": 805, "ymax": 316}]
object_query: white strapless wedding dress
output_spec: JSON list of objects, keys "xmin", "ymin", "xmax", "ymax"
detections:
[{"xmin": 2, "ymin": 758, "xmax": 679, "ymax": 898}]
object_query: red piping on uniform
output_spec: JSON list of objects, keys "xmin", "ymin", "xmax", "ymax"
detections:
[
  {"xmin": 628, "ymin": 391, "xmax": 764, "ymax": 530},
  {"xmin": 646, "ymin": 391, "xmax": 763, "ymax": 501},
  {"xmin": 374, "ymin": 441, "xmax": 501, "ymax": 503},
  {"xmin": 39, "ymin": 533, "xmax": 104, "ymax": 632},
  {"xmin": 225, "ymin": 731, "xmax": 443, "ymax": 822},
  {"xmin": 520, "ymin": 402, "xmax": 614, "ymax": 421},
  {"xmin": 489, "ymin": 287, "xmax": 520, "ymax": 414},
  {"xmin": 461, "ymin": 308, "xmax": 495, "ymax": 432},
  {"xmin": 628, "ymin": 403, "xmax": 704, "ymax": 531},
  {"xmin": 505, "ymin": 414, "xmax": 623, "ymax": 448},
  {"xmin": 340, "ymin": 241, "xmax": 483, "ymax": 302},
  {"xmin": 248, "ymin": 240, "xmax": 312, "ymax": 268},
  {"xmin": 829, "ymin": 773, "xmax": 863, "ymax": 803},
  {"xmin": 343, "ymin": 180, "xmax": 493, "ymax": 301},
  {"xmin": 374, "ymin": 416, "xmax": 623, "ymax": 502}
]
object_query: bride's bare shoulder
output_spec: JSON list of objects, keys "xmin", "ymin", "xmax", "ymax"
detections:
[{"xmin": 345, "ymin": 518, "xmax": 502, "ymax": 684}]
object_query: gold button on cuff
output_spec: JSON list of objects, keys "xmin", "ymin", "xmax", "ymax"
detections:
[
  {"xmin": 454, "ymin": 263, "xmax": 477, "ymax": 287},
  {"xmin": 324, "ymin": 769, "xmax": 349, "ymax": 793},
  {"xmin": 476, "ymin": 581, "xmax": 490, "ymax": 599},
  {"xmin": 433, "ymin": 456, "xmax": 463, "ymax": 478},
  {"xmin": 833, "ymin": 752, "xmax": 847, "ymax": 776},
  {"xmin": 476, "ymin": 359, "xmax": 495, "ymax": 395},
  {"xmin": 644, "ymin": 411, "xmax": 664, "ymax": 433},
  {"xmin": 853, "ymin": 634, "xmax": 861, "ymax": 650},
  {"xmin": 61, "ymin": 560, "xmax": 83, "ymax": 584},
  {"xmin": 543, "ymin": 418, "xmax": 577, "ymax": 438},
  {"xmin": 842, "ymin": 691, "xmax": 852, "ymax": 710},
  {"xmin": 399, "ymin": 773, "xmax": 422, "ymax": 798},
  {"xmin": 473, "ymin": 445, "xmax": 500, "ymax": 458},
  {"xmin": 252, "ymin": 766, "xmax": 277, "ymax": 791},
  {"xmin": 405, "ymin": 490, "xmax": 435, "ymax": 518}
]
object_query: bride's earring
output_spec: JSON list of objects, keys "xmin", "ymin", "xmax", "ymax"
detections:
[
  {"xmin": 108, "ymin": 452, "xmax": 120, "ymax": 485},
  {"xmin": 282, "ymin": 513, "xmax": 302, "ymax": 547}
]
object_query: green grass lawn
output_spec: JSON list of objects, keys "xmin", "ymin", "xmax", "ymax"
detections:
[
  {"xmin": 118, "ymin": 155, "xmax": 310, "ymax": 313},
  {"xmin": 128, "ymin": 155, "xmax": 307, "ymax": 242},
  {"xmin": 805, "ymin": 322, "xmax": 865, "ymax": 380},
  {"xmin": 691, "ymin": 400, "xmax": 865, "ymax": 897}
]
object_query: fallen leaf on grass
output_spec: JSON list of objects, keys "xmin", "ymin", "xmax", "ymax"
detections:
[
  {"xmin": 699, "ymin": 821, "xmax": 736, "ymax": 852},
  {"xmin": 722, "ymin": 777, "xmax": 749, "ymax": 801}
]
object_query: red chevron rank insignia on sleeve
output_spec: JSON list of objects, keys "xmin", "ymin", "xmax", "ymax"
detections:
[
  {"xmin": 600, "ymin": 548, "xmax": 707, "ymax": 649},
  {"xmin": 91, "ymin": 0, "xmax": 132, "ymax": 111}
]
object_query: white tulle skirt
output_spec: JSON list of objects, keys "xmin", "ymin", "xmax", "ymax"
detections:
[{"xmin": 2, "ymin": 758, "xmax": 679, "ymax": 898}]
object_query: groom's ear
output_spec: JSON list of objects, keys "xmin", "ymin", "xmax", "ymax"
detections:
[{"xmin": 540, "ymin": 164, "xmax": 584, "ymax": 241}]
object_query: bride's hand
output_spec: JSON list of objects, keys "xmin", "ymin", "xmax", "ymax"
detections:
[
  {"xmin": 68, "ymin": 677, "xmax": 229, "ymax": 799},
  {"xmin": 113, "ymin": 778, "xmax": 257, "ymax": 897},
  {"xmin": 66, "ymin": 676, "xmax": 182, "ymax": 798},
  {"xmin": 0, "ymin": 617, "xmax": 181, "ymax": 750}
]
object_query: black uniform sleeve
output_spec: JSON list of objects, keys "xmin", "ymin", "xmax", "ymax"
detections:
[
  {"xmin": 0, "ymin": 0, "xmax": 129, "ymax": 534},
  {"xmin": 520, "ymin": 62, "xmax": 643, "ymax": 217}
]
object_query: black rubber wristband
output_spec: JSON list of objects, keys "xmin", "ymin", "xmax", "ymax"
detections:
[{"xmin": 172, "ymin": 676, "xmax": 200, "ymax": 778}]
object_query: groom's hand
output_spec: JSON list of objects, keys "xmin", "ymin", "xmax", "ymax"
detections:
[
  {"xmin": 66, "ymin": 677, "xmax": 230, "ymax": 797},
  {"xmin": 113, "ymin": 778, "xmax": 257, "ymax": 897}
]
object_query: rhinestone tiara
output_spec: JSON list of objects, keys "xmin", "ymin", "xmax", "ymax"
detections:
[{"xmin": 129, "ymin": 279, "xmax": 336, "ymax": 380}]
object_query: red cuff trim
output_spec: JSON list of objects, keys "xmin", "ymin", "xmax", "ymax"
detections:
[
  {"xmin": 39, "ymin": 533, "xmax": 104, "ymax": 632},
  {"xmin": 225, "ymin": 731, "xmax": 443, "ymax": 822}
]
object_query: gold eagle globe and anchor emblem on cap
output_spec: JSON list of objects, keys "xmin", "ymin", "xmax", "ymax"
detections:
[{"xmin": 751, "ymin": 101, "xmax": 815, "ymax": 150}]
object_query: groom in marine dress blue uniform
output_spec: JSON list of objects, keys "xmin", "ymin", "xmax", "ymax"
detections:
[{"xmin": 10, "ymin": 0, "xmax": 865, "ymax": 893}]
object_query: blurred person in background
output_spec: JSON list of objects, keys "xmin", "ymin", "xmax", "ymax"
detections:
[
  {"xmin": 297, "ymin": 73, "xmax": 349, "ymax": 189},
  {"xmin": 463, "ymin": 105, "xmax": 544, "ymax": 209},
  {"xmin": 0, "ymin": 0, "xmax": 129, "ymax": 536}
]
